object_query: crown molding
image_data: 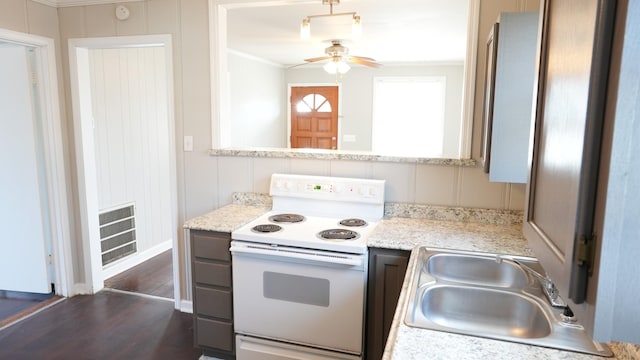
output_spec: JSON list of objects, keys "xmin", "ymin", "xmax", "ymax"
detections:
[{"xmin": 32, "ymin": 0, "xmax": 143, "ymax": 8}]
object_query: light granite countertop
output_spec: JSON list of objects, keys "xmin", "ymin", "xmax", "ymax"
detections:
[
  {"xmin": 184, "ymin": 197, "xmax": 638, "ymax": 360},
  {"xmin": 183, "ymin": 204, "xmax": 269, "ymax": 233}
]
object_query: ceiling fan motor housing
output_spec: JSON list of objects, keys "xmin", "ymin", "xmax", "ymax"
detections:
[{"xmin": 326, "ymin": 41, "xmax": 348, "ymax": 57}]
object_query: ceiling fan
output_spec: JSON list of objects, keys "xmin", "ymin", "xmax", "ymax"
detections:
[{"xmin": 292, "ymin": 40, "xmax": 381, "ymax": 74}]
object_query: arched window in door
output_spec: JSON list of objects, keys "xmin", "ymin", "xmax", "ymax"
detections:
[
  {"xmin": 290, "ymin": 86, "xmax": 339, "ymax": 150},
  {"xmin": 296, "ymin": 93, "xmax": 332, "ymax": 113}
]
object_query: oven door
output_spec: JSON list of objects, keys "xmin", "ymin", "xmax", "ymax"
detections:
[{"xmin": 230, "ymin": 241, "xmax": 367, "ymax": 355}]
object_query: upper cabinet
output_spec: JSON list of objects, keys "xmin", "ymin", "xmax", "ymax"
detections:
[
  {"xmin": 481, "ymin": 11, "xmax": 539, "ymax": 183},
  {"xmin": 525, "ymin": 0, "xmax": 640, "ymax": 344}
]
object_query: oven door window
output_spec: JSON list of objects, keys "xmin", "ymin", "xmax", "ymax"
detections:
[{"xmin": 263, "ymin": 271, "xmax": 330, "ymax": 307}]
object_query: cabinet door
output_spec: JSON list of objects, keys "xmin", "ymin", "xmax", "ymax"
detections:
[
  {"xmin": 366, "ymin": 248, "xmax": 410, "ymax": 360},
  {"xmin": 190, "ymin": 230, "xmax": 235, "ymax": 358},
  {"xmin": 524, "ymin": 0, "xmax": 616, "ymax": 306},
  {"xmin": 488, "ymin": 12, "xmax": 539, "ymax": 183}
]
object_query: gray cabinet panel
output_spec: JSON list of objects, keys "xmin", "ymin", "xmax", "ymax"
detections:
[
  {"xmin": 488, "ymin": 12, "xmax": 539, "ymax": 183},
  {"xmin": 196, "ymin": 317, "xmax": 234, "ymax": 352},
  {"xmin": 190, "ymin": 230, "xmax": 235, "ymax": 358},
  {"xmin": 194, "ymin": 261, "xmax": 231, "ymax": 287},
  {"xmin": 193, "ymin": 231, "xmax": 231, "ymax": 261},
  {"xmin": 196, "ymin": 286, "xmax": 233, "ymax": 319}
]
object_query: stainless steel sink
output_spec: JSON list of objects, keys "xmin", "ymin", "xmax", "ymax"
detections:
[
  {"xmin": 420, "ymin": 285, "xmax": 551, "ymax": 339},
  {"xmin": 404, "ymin": 247, "xmax": 613, "ymax": 357},
  {"xmin": 426, "ymin": 253, "xmax": 528, "ymax": 288}
]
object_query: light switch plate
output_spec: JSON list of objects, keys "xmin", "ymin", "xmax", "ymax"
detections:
[{"xmin": 184, "ymin": 135, "xmax": 193, "ymax": 152}]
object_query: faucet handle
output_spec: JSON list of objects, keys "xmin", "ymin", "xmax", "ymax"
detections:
[{"xmin": 543, "ymin": 281, "xmax": 567, "ymax": 307}]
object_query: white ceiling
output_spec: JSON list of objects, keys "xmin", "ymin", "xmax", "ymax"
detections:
[{"xmin": 225, "ymin": 0, "xmax": 470, "ymax": 67}]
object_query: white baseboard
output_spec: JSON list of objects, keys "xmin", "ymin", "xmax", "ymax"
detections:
[
  {"xmin": 180, "ymin": 299, "xmax": 193, "ymax": 314},
  {"xmin": 102, "ymin": 240, "xmax": 172, "ymax": 280},
  {"xmin": 70, "ymin": 283, "xmax": 93, "ymax": 296}
]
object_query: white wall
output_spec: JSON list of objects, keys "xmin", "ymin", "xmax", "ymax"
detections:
[
  {"xmin": 89, "ymin": 47, "xmax": 172, "ymax": 255},
  {"xmin": 593, "ymin": 0, "xmax": 640, "ymax": 343},
  {"xmin": 228, "ymin": 51, "xmax": 286, "ymax": 147}
]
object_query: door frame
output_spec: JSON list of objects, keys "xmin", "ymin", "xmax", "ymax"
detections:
[
  {"xmin": 0, "ymin": 28, "xmax": 71, "ymax": 297},
  {"xmin": 287, "ymin": 83, "xmax": 342, "ymax": 148},
  {"xmin": 68, "ymin": 35, "xmax": 180, "ymax": 308}
]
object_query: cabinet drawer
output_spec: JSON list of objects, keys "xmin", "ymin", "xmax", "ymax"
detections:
[
  {"xmin": 194, "ymin": 261, "xmax": 231, "ymax": 287},
  {"xmin": 195, "ymin": 286, "xmax": 233, "ymax": 319},
  {"xmin": 192, "ymin": 231, "xmax": 231, "ymax": 262},
  {"xmin": 196, "ymin": 317, "xmax": 234, "ymax": 352}
]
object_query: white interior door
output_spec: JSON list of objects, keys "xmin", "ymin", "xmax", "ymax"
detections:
[{"xmin": 0, "ymin": 45, "xmax": 51, "ymax": 294}]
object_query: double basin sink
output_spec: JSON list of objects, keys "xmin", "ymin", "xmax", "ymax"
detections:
[{"xmin": 404, "ymin": 247, "xmax": 612, "ymax": 357}]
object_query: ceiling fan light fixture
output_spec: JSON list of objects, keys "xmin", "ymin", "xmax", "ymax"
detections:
[
  {"xmin": 337, "ymin": 60, "xmax": 351, "ymax": 74},
  {"xmin": 301, "ymin": 0, "xmax": 362, "ymax": 40},
  {"xmin": 324, "ymin": 59, "xmax": 350, "ymax": 74},
  {"xmin": 323, "ymin": 61, "xmax": 338, "ymax": 74},
  {"xmin": 300, "ymin": 18, "xmax": 311, "ymax": 40}
]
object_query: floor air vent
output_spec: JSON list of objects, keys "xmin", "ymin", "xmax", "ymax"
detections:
[{"xmin": 99, "ymin": 204, "xmax": 137, "ymax": 266}]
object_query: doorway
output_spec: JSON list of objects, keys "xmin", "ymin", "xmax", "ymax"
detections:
[
  {"xmin": 0, "ymin": 28, "xmax": 70, "ymax": 326},
  {"xmin": 68, "ymin": 35, "xmax": 179, "ymax": 306},
  {"xmin": 290, "ymin": 86, "xmax": 339, "ymax": 149}
]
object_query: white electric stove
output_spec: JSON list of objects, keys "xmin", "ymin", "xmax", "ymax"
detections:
[
  {"xmin": 231, "ymin": 173, "xmax": 386, "ymax": 254},
  {"xmin": 230, "ymin": 173, "xmax": 385, "ymax": 360}
]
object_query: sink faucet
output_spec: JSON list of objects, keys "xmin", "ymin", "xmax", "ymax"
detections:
[
  {"xmin": 496, "ymin": 255, "xmax": 567, "ymax": 308},
  {"xmin": 511, "ymin": 259, "xmax": 567, "ymax": 308}
]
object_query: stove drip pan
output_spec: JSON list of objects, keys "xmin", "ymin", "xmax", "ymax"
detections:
[
  {"xmin": 318, "ymin": 229, "xmax": 360, "ymax": 240},
  {"xmin": 339, "ymin": 218, "xmax": 368, "ymax": 227},
  {"xmin": 251, "ymin": 224, "xmax": 283, "ymax": 233},
  {"xmin": 268, "ymin": 213, "xmax": 305, "ymax": 223}
]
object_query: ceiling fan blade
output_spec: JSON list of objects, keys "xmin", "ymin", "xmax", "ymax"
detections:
[
  {"xmin": 304, "ymin": 56, "xmax": 331, "ymax": 63},
  {"xmin": 349, "ymin": 56, "xmax": 382, "ymax": 68},
  {"xmin": 350, "ymin": 55, "xmax": 376, "ymax": 62}
]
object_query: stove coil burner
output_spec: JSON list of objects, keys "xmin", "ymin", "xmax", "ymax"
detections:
[
  {"xmin": 339, "ymin": 218, "xmax": 368, "ymax": 227},
  {"xmin": 268, "ymin": 213, "xmax": 305, "ymax": 223},
  {"xmin": 251, "ymin": 224, "xmax": 283, "ymax": 233},
  {"xmin": 318, "ymin": 229, "xmax": 360, "ymax": 241}
]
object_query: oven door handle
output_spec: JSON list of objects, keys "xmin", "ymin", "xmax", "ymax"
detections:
[{"xmin": 229, "ymin": 245, "xmax": 364, "ymax": 267}]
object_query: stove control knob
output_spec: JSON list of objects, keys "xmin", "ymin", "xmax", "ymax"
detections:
[
  {"xmin": 273, "ymin": 180, "xmax": 293, "ymax": 192},
  {"xmin": 359, "ymin": 186, "xmax": 377, "ymax": 198},
  {"xmin": 284, "ymin": 181, "xmax": 293, "ymax": 191}
]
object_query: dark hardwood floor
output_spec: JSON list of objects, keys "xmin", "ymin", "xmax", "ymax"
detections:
[
  {"xmin": 0, "ymin": 290, "xmax": 201, "ymax": 360},
  {"xmin": 0, "ymin": 292, "xmax": 60, "ymax": 328},
  {"xmin": 104, "ymin": 249, "xmax": 174, "ymax": 299},
  {"xmin": 0, "ymin": 248, "xmax": 201, "ymax": 359}
]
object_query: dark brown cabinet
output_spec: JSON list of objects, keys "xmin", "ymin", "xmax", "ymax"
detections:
[
  {"xmin": 524, "ymin": 0, "xmax": 640, "ymax": 344},
  {"xmin": 366, "ymin": 248, "xmax": 410, "ymax": 360},
  {"xmin": 190, "ymin": 230, "xmax": 235, "ymax": 359}
]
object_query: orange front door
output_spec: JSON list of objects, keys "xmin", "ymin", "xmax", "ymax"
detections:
[{"xmin": 290, "ymin": 86, "xmax": 339, "ymax": 149}]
